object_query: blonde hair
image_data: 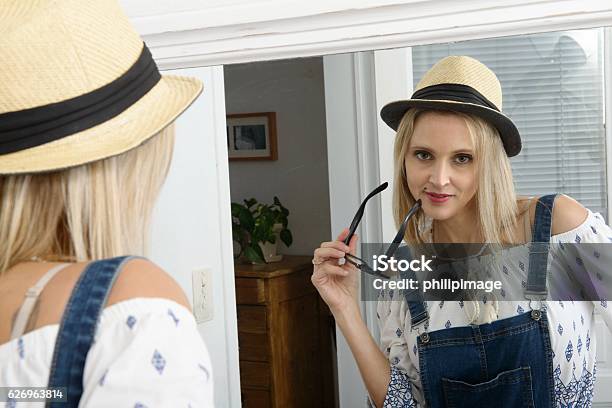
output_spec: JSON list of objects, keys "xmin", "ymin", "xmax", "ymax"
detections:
[
  {"xmin": 393, "ymin": 108, "xmax": 522, "ymax": 246},
  {"xmin": 0, "ymin": 124, "xmax": 175, "ymax": 274}
]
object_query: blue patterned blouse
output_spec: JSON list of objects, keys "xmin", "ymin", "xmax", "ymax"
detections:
[{"xmin": 370, "ymin": 209, "xmax": 611, "ymax": 407}]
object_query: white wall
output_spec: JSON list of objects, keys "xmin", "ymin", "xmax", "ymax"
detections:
[
  {"xmin": 149, "ymin": 66, "xmax": 241, "ymax": 408},
  {"xmin": 224, "ymin": 57, "xmax": 331, "ymax": 256}
]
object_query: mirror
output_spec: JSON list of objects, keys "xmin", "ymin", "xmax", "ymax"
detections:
[{"xmin": 224, "ymin": 25, "xmax": 611, "ymax": 407}]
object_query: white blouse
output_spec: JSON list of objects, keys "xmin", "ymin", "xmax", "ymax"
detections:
[
  {"xmin": 374, "ymin": 209, "xmax": 612, "ymax": 407},
  {"xmin": 0, "ymin": 298, "xmax": 214, "ymax": 407}
]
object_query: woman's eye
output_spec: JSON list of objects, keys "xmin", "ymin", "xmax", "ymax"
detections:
[
  {"xmin": 455, "ymin": 154, "xmax": 472, "ymax": 164},
  {"xmin": 415, "ymin": 151, "xmax": 431, "ymax": 160}
]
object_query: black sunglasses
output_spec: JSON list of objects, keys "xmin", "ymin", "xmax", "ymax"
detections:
[{"xmin": 343, "ymin": 182, "xmax": 422, "ymax": 279}]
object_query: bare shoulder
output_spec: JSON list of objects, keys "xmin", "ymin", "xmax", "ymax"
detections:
[
  {"xmin": 518, "ymin": 194, "xmax": 588, "ymax": 236},
  {"xmin": 551, "ymin": 194, "xmax": 589, "ymax": 235},
  {"xmin": 107, "ymin": 258, "xmax": 191, "ymax": 312}
]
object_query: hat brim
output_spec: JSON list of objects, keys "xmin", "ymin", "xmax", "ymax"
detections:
[
  {"xmin": 380, "ymin": 99, "xmax": 521, "ymax": 157},
  {"xmin": 0, "ymin": 75, "xmax": 203, "ymax": 174}
]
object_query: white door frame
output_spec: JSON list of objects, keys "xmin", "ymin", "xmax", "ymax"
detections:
[{"xmin": 323, "ymin": 51, "xmax": 383, "ymax": 407}]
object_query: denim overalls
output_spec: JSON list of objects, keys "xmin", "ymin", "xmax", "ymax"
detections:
[
  {"xmin": 404, "ymin": 194, "xmax": 558, "ymax": 407},
  {"xmin": 46, "ymin": 256, "xmax": 136, "ymax": 408}
]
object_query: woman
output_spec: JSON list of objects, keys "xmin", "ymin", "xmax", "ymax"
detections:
[
  {"xmin": 0, "ymin": 1, "xmax": 213, "ymax": 407},
  {"xmin": 312, "ymin": 56, "xmax": 612, "ymax": 407}
]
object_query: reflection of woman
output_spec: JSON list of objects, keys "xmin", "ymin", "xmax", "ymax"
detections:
[
  {"xmin": 312, "ymin": 56, "xmax": 612, "ymax": 407},
  {"xmin": 0, "ymin": 1, "xmax": 213, "ymax": 406}
]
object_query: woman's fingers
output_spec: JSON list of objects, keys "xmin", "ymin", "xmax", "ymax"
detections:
[
  {"xmin": 336, "ymin": 227, "xmax": 350, "ymax": 242},
  {"xmin": 314, "ymin": 228, "xmax": 360, "ymax": 264},
  {"xmin": 314, "ymin": 247, "xmax": 346, "ymax": 261},
  {"xmin": 336, "ymin": 227, "xmax": 359, "ymax": 255},
  {"xmin": 313, "ymin": 263, "xmax": 349, "ymax": 278},
  {"xmin": 321, "ymin": 240, "xmax": 350, "ymax": 252},
  {"xmin": 348, "ymin": 233, "xmax": 359, "ymax": 256}
]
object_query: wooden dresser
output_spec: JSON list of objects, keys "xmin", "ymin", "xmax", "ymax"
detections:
[{"xmin": 235, "ymin": 255, "xmax": 336, "ymax": 408}]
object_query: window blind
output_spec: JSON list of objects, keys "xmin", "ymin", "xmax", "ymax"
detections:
[{"xmin": 411, "ymin": 29, "xmax": 607, "ymax": 220}]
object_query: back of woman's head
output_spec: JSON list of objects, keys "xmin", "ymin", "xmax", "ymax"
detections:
[
  {"xmin": 0, "ymin": 1, "xmax": 203, "ymax": 274},
  {"xmin": 393, "ymin": 108, "xmax": 520, "ymax": 244},
  {"xmin": 0, "ymin": 125, "xmax": 175, "ymax": 273}
]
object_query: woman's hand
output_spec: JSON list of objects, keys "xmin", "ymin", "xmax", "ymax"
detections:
[{"xmin": 311, "ymin": 228, "xmax": 360, "ymax": 314}]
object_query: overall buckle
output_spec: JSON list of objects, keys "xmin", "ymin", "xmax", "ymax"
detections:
[
  {"xmin": 524, "ymin": 290, "xmax": 547, "ymax": 320},
  {"xmin": 410, "ymin": 316, "xmax": 430, "ymax": 344}
]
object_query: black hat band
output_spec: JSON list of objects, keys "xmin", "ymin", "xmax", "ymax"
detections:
[
  {"xmin": 411, "ymin": 83, "xmax": 499, "ymax": 112},
  {"xmin": 0, "ymin": 44, "xmax": 162, "ymax": 155}
]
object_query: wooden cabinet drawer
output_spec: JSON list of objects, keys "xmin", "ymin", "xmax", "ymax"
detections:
[
  {"xmin": 239, "ymin": 361, "xmax": 271, "ymax": 388},
  {"xmin": 236, "ymin": 277, "xmax": 267, "ymax": 304},
  {"xmin": 237, "ymin": 305, "xmax": 267, "ymax": 333},
  {"xmin": 238, "ymin": 331, "xmax": 270, "ymax": 362},
  {"xmin": 241, "ymin": 388, "xmax": 271, "ymax": 407}
]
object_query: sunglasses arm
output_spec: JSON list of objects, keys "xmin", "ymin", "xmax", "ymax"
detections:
[{"xmin": 343, "ymin": 182, "xmax": 389, "ymax": 245}]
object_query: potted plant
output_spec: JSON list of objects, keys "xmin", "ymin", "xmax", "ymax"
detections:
[{"xmin": 231, "ymin": 196, "xmax": 293, "ymax": 264}]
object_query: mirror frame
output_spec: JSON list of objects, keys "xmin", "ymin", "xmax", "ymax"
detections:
[{"xmin": 132, "ymin": 0, "xmax": 612, "ymax": 69}]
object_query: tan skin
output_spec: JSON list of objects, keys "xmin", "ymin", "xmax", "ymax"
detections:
[
  {"xmin": 311, "ymin": 111, "xmax": 589, "ymax": 407},
  {"xmin": 0, "ymin": 258, "xmax": 191, "ymax": 346}
]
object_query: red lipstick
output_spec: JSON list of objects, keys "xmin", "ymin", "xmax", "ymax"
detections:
[{"xmin": 425, "ymin": 192, "xmax": 453, "ymax": 203}]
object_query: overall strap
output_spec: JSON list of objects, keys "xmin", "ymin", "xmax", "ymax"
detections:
[
  {"xmin": 398, "ymin": 246, "xmax": 429, "ymax": 329},
  {"xmin": 46, "ymin": 256, "xmax": 137, "ymax": 408},
  {"xmin": 525, "ymin": 194, "xmax": 558, "ymax": 300},
  {"xmin": 402, "ymin": 271, "xmax": 429, "ymax": 328}
]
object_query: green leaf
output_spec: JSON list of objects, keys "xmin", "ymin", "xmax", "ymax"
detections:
[
  {"xmin": 244, "ymin": 198, "xmax": 258, "ymax": 209},
  {"xmin": 238, "ymin": 208, "xmax": 255, "ymax": 232},
  {"xmin": 252, "ymin": 242, "xmax": 266, "ymax": 263},
  {"xmin": 245, "ymin": 244, "xmax": 266, "ymax": 264},
  {"xmin": 231, "ymin": 202, "xmax": 245, "ymax": 217},
  {"xmin": 280, "ymin": 229, "xmax": 293, "ymax": 247},
  {"xmin": 262, "ymin": 217, "xmax": 274, "ymax": 234},
  {"xmin": 251, "ymin": 227, "xmax": 264, "ymax": 244},
  {"xmin": 266, "ymin": 231, "xmax": 276, "ymax": 243},
  {"xmin": 236, "ymin": 196, "xmax": 292, "ymax": 251}
]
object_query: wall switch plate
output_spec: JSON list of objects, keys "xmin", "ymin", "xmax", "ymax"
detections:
[{"xmin": 192, "ymin": 267, "xmax": 213, "ymax": 324}]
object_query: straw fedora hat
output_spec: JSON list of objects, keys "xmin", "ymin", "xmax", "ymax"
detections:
[
  {"xmin": 0, "ymin": 0, "xmax": 203, "ymax": 174},
  {"xmin": 380, "ymin": 56, "xmax": 521, "ymax": 157}
]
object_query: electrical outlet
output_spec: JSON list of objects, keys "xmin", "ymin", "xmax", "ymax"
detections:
[{"xmin": 192, "ymin": 267, "xmax": 213, "ymax": 323}]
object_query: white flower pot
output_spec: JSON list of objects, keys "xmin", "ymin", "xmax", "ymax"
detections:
[{"xmin": 256, "ymin": 223, "xmax": 284, "ymax": 263}]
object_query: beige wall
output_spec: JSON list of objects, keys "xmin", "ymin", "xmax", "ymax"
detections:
[{"xmin": 225, "ymin": 57, "xmax": 331, "ymax": 256}]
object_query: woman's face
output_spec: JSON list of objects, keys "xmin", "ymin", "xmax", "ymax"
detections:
[{"xmin": 404, "ymin": 111, "xmax": 478, "ymax": 221}]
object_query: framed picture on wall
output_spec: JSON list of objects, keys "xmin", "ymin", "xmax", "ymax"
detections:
[{"xmin": 226, "ymin": 112, "xmax": 278, "ymax": 161}]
